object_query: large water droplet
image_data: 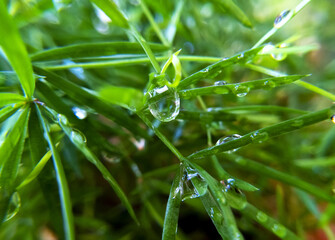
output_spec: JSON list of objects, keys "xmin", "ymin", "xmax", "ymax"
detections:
[
  {"xmin": 250, "ymin": 131, "xmax": 269, "ymax": 143},
  {"xmin": 221, "ymin": 178, "xmax": 247, "ymax": 210},
  {"xmin": 214, "ymin": 80, "xmax": 227, "ymax": 86},
  {"xmin": 272, "ymin": 224, "xmax": 287, "ymax": 238},
  {"xmin": 72, "ymin": 107, "xmax": 87, "ymax": 120},
  {"xmin": 274, "ymin": 10, "xmax": 292, "ymax": 29},
  {"xmin": 180, "ymin": 167, "xmax": 208, "ymax": 201},
  {"xmin": 263, "ymin": 80, "xmax": 276, "ymax": 89},
  {"xmin": 271, "ymin": 43, "xmax": 288, "ymax": 61},
  {"xmin": 57, "ymin": 114, "xmax": 69, "ymax": 126},
  {"xmin": 148, "ymin": 86, "xmax": 180, "ymax": 122},
  {"xmin": 256, "ymin": 211, "xmax": 268, "ymax": 223},
  {"xmin": 216, "ymin": 134, "xmax": 242, "ymax": 153},
  {"xmin": 70, "ymin": 129, "xmax": 87, "ymax": 146},
  {"xmin": 5, "ymin": 192, "xmax": 21, "ymax": 221},
  {"xmin": 233, "ymin": 84, "xmax": 250, "ymax": 97}
]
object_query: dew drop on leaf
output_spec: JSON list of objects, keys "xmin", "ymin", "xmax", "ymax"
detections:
[
  {"xmin": 57, "ymin": 114, "xmax": 69, "ymax": 126},
  {"xmin": 233, "ymin": 84, "xmax": 250, "ymax": 97},
  {"xmin": 72, "ymin": 107, "xmax": 87, "ymax": 120},
  {"xmin": 250, "ymin": 131, "xmax": 269, "ymax": 143},
  {"xmin": 216, "ymin": 134, "xmax": 242, "ymax": 153},
  {"xmin": 274, "ymin": 10, "xmax": 292, "ymax": 29},
  {"xmin": 179, "ymin": 167, "xmax": 208, "ymax": 201},
  {"xmin": 5, "ymin": 192, "xmax": 21, "ymax": 221},
  {"xmin": 221, "ymin": 178, "xmax": 247, "ymax": 210},
  {"xmin": 70, "ymin": 129, "xmax": 87, "ymax": 146},
  {"xmin": 271, "ymin": 224, "xmax": 287, "ymax": 238},
  {"xmin": 291, "ymin": 119, "xmax": 304, "ymax": 127},
  {"xmin": 256, "ymin": 211, "xmax": 268, "ymax": 223},
  {"xmin": 263, "ymin": 80, "xmax": 276, "ymax": 89},
  {"xmin": 214, "ymin": 80, "xmax": 227, "ymax": 86},
  {"xmin": 148, "ymin": 85, "xmax": 180, "ymax": 122}
]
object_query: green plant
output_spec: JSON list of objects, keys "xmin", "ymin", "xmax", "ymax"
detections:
[{"xmin": 1, "ymin": 0, "xmax": 335, "ymax": 239}]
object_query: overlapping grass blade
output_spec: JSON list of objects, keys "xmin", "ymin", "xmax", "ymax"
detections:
[
  {"xmin": 31, "ymin": 42, "xmax": 168, "ymax": 62},
  {"xmin": 33, "ymin": 67, "xmax": 148, "ymax": 138},
  {"xmin": 0, "ymin": 105, "xmax": 21, "ymax": 124},
  {"xmin": 179, "ymin": 75, "xmax": 308, "ymax": 98},
  {"xmin": 0, "ymin": 106, "xmax": 29, "ymax": 222},
  {"xmin": 0, "ymin": 2, "xmax": 35, "ymax": 98},
  {"xmin": 223, "ymin": 153, "xmax": 335, "ymax": 203},
  {"xmin": 177, "ymin": 46, "xmax": 263, "ymax": 89},
  {"xmin": 188, "ymin": 107, "xmax": 333, "ymax": 159},
  {"xmin": 36, "ymin": 105, "xmax": 75, "ymax": 240},
  {"xmin": 162, "ymin": 169, "xmax": 181, "ymax": 240},
  {"xmin": 0, "ymin": 93, "xmax": 26, "ymax": 108},
  {"xmin": 209, "ymin": 0, "xmax": 252, "ymax": 28}
]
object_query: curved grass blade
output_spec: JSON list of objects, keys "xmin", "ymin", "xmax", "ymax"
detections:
[
  {"xmin": 177, "ymin": 110, "xmax": 237, "ymax": 122},
  {"xmin": 0, "ymin": 105, "xmax": 21, "ymax": 124},
  {"xmin": 0, "ymin": 93, "xmax": 26, "ymax": 108},
  {"xmin": 33, "ymin": 67, "xmax": 148, "ymax": 138},
  {"xmin": 31, "ymin": 42, "xmax": 168, "ymax": 62},
  {"xmin": 177, "ymin": 46, "xmax": 263, "ymax": 90},
  {"xmin": 179, "ymin": 75, "xmax": 308, "ymax": 98},
  {"xmin": 46, "ymin": 107, "xmax": 139, "ymax": 224},
  {"xmin": 240, "ymin": 203, "xmax": 300, "ymax": 240},
  {"xmin": 89, "ymin": 0, "xmax": 129, "ymax": 29},
  {"xmin": 224, "ymin": 153, "xmax": 335, "ymax": 203},
  {"xmin": 210, "ymin": 0, "xmax": 252, "ymax": 28},
  {"xmin": 294, "ymin": 156, "xmax": 335, "ymax": 168},
  {"xmin": 36, "ymin": 105, "xmax": 75, "ymax": 240},
  {"xmin": 0, "ymin": 106, "xmax": 29, "ymax": 223},
  {"xmin": 162, "ymin": 169, "xmax": 182, "ymax": 240},
  {"xmin": 188, "ymin": 107, "xmax": 333, "ymax": 159},
  {"xmin": 0, "ymin": 2, "xmax": 35, "ymax": 98}
]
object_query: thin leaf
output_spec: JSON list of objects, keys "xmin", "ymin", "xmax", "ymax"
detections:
[
  {"xmin": 162, "ymin": 169, "xmax": 181, "ymax": 240},
  {"xmin": 36, "ymin": 105, "xmax": 75, "ymax": 240},
  {"xmin": 188, "ymin": 107, "xmax": 333, "ymax": 159},
  {"xmin": 33, "ymin": 67, "xmax": 149, "ymax": 138},
  {"xmin": 0, "ymin": 93, "xmax": 26, "ymax": 108},
  {"xmin": 0, "ymin": 2, "xmax": 35, "ymax": 98},
  {"xmin": 0, "ymin": 105, "xmax": 21, "ymax": 124},
  {"xmin": 179, "ymin": 75, "xmax": 308, "ymax": 98},
  {"xmin": 89, "ymin": 0, "xmax": 129, "ymax": 28},
  {"xmin": 177, "ymin": 46, "xmax": 264, "ymax": 89},
  {"xmin": 31, "ymin": 42, "xmax": 168, "ymax": 62},
  {"xmin": 224, "ymin": 153, "xmax": 335, "ymax": 203}
]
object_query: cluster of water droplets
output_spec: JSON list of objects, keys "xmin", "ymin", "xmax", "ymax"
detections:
[
  {"xmin": 147, "ymin": 85, "xmax": 180, "ymax": 122},
  {"xmin": 250, "ymin": 131, "xmax": 269, "ymax": 143},
  {"xmin": 216, "ymin": 134, "xmax": 242, "ymax": 153},
  {"xmin": 174, "ymin": 166, "xmax": 208, "ymax": 201}
]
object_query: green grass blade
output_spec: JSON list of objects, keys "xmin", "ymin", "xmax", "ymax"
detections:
[
  {"xmin": 0, "ymin": 106, "xmax": 29, "ymax": 222},
  {"xmin": 188, "ymin": 107, "xmax": 333, "ymax": 159},
  {"xmin": 0, "ymin": 93, "xmax": 26, "ymax": 108},
  {"xmin": 33, "ymin": 67, "xmax": 148, "ymax": 138},
  {"xmin": 99, "ymin": 85, "xmax": 144, "ymax": 111},
  {"xmin": 31, "ymin": 42, "xmax": 168, "ymax": 62},
  {"xmin": 162, "ymin": 169, "xmax": 182, "ymax": 240},
  {"xmin": 177, "ymin": 46, "xmax": 263, "ymax": 89},
  {"xmin": 294, "ymin": 156, "xmax": 335, "ymax": 168},
  {"xmin": 179, "ymin": 75, "xmax": 308, "ymax": 98},
  {"xmin": 48, "ymin": 107, "xmax": 139, "ymax": 224},
  {"xmin": 0, "ymin": 105, "xmax": 21, "ymax": 124},
  {"xmin": 210, "ymin": 0, "xmax": 252, "ymax": 28},
  {"xmin": 36, "ymin": 105, "xmax": 75, "ymax": 240},
  {"xmin": 0, "ymin": 2, "xmax": 35, "ymax": 98},
  {"xmin": 89, "ymin": 0, "xmax": 129, "ymax": 29},
  {"xmin": 240, "ymin": 203, "xmax": 300, "ymax": 240},
  {"xmin": 224, "ymin": 153, "xmax": 335, "ymax": 203}
]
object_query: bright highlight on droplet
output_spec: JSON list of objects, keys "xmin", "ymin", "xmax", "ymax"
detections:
[
  {"xmin": 274, "ymin": 10, "xmax": 292, "ymax": 29},
  {"xmin": 216, "ymin": 134, "xmax": 242, "ymax": 153},
  {"xmin": 72, "ymin": 107, "xmax": 87, "ymax": 120},
  {"xmin": 148, "ymin": 85, "xmax": 180, "ymax": 122},
  {"xmin": 331, "ymin": 115, "xmax": 335, "ymax": 124}
]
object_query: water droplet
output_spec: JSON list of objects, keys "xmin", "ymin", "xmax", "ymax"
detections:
[
  {"xmin": 209, "ymin": 207, "xmax": 223, "ymax": 224},
  {"xmin": 271, "ymin": 46, "xmax": 288, "ymax": 61},
  {"xmin": 5, "ymin": 192, "xmax": 21, "ymax": 221},
  {"xmin": 148, "ymin": 86, "xmax": 180, "ymax": 122},
  {"xmin": 235, "ymin": 157, "xmax": 247, "ymax": 165},
  {"xmin": 216, "ymin": 134, "xmax": 242, "ymax": 153},
  {"xmin": 274, "ymin": 10, "xmax": 292, "ymax": 29},
  {"xmin": 200, "ymin": 3, "xmax": 213, "ymax": 18},
  {"xmin": 210, "ymin": 208, "xmax": 214, "ymax": 218},
  {"xmin": 63, "ymin": 60, "xmax": 85, "ymax": 80},
  {"xmin": 263, "ymin": 80, "xmax": 276, "ymax": 89},
  {"xmin": 72, "ymin": 107, "xmax": 87, "ymax": 120},
  {"xmin": 57, "ymin": 114, "xmax": 69, "ymax": 126},
  {"xmin": 291, "ymin": 119, "xmax": 304, "ymax": 127},
  {"xmin": 221, "ymin": 179, "xmax": 247, "ymax": 210},
  {"xmin": 131, "ymin": 138, "xmax": 146, "ymax": 150},
  {"xmin": 261, "ymin": 44, "xmax": 275, "ymax": 54},
  {"xmin": 233, "ymin": 84, "xmax": 250, "ymax": 97},
  {"xmin": 272, "ymin": 224, "xmax": 287, "ymax": 238},
  {"xmin": 70, "ymin": 129, "xmax": 87, "ymax": 146},
  {"xmin": 214, "ymin": 80, "xmax": 227, "ymax": 86},
  {"xmin": 256, "ymin": 211, "xmax": 268, "ymax": 223},
  {"xmin": 250, "ymin": 131, "xmax": 269, "ymax": 143},
  {"xmin": 180, "ymin": 167, "xmax": 208, "ymax": 201},
  {"xmin": 203, "ymin": 68, "xmax": 209, "ymax": 73},
  {"xmin": 331, "ymin": 115, "xmax": 335, "ymax": 124},
  {"xmin": 237, "ymin": 53, "xmax": 244, "ymax": 59}
]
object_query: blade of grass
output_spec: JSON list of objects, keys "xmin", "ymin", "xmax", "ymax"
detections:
[
  {"xmin": 188, "ymin": 107, "xmax": 333, "ymax": 159},
  {"xmin": 164, "ymin": 0, "xmax": 184, "ymax": 44},
  {"xmin": 0, "ymin": 93, "xmax": 26, "ymax": 108},
  {"xmin": 0, "ymin": 1, "xmax": 35, "ymax": 98},
  {"xmin": 179, "ymin": 75, "xmax": 307, "ymax": 98},
  {"xmin": 33, "ymin": 67, "xmax": 148, "ymax": 138},
  {"xmin": 0, "ymin": 105, "xmax": 21, "ymax": 124},
  {"xmin": 36, "ymin": 105, "xmax": 75, "ymax": 240},
  {"xmin": 162, "ymin": 169, "xmax": 181, "ymax": 240},
  {"xmin": 223, "ymin": 153, "xmax": 335, "ymax": 203}
]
